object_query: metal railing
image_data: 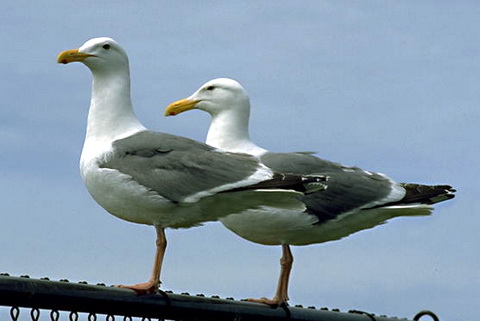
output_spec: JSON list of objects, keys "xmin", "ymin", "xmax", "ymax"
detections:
[{"xmin": 0, "ymin": 274, "xmax": 439, "ymax": 321}]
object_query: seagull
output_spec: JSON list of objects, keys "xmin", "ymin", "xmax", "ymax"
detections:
[
  {"xmin": 57, "ymin": 39, "xmax": 328, "ymax": 295},
  {"xmin": 165, "ymin": 77, "xmax": 456, "ymax": 305}
]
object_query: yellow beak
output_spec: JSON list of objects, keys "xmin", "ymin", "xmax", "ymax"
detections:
[
  {"xmin": 165, "ymin": 98, "xmax": 201, "ymax": 116},
  {"xmin": 57, "ymin": 49, "xmax": 95, "ymax": 64}
]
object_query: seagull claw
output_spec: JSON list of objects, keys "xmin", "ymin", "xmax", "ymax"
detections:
[
  {"xmin": 116, "ymin": 280, "xmax": 160, "ymax": 295},
  {"xmin": 246, "ymin": 296, "xmax": 289, "ymax": 307}
]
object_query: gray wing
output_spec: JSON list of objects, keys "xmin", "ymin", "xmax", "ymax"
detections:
[
  {"xmin": 261, "ymin": 152, "xmax": 395, "ymax": 223},
  {"xmin": 100, "ymin": 131, "xmax": 265, "ymax": 202},
  {"xmin": 100, "ymin": 131, "xmax": 325, "ymax": 203}
]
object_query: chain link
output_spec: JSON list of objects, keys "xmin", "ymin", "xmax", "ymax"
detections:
[
  {"xmin": 69, "ymin": 311, "xmax": 79, "ymax": 321},
  {"xmin": 50, "ymin": 310, "xmax": 59, "ymax": 321},
  {"xmin": 30, "ymin": 308, "xmax": 40, "ymax": 321},
  {"xmin": 413, "ymin": 310, "xmax": 440, "ymax": 321},
  {"xmin": 9, "ymin": 307, "xmax": 19, "ymax": 321}
]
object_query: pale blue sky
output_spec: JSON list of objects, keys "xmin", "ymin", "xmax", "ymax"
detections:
[{"xmin": 1, "ymin": 1, "xmax": 478, "ymax": 320}]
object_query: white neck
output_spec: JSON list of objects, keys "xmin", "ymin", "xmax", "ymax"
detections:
[
  {"xmin": 205, "ymin": 108, "xmax": 267, "ymax": 156},
  {"xmin": 86, "ymin": 68, "xmax": 145, "ymax": 144},
  {"xmin": 80, "ymin": 66, "xmax": 146, "ymax": 173}
]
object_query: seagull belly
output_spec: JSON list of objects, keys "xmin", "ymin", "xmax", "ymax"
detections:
[{"xmin": 220, "ymin": 204, "xmax": 434, "ymax": 246}]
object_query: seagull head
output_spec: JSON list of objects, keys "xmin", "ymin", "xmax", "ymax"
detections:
[
  {"xmin": 57, "ymin": 37, "xmax": 129, "ymax": 73},
  {"xmin": 165, "ymin": 78, "xmax": 250, "ymax": 117}
]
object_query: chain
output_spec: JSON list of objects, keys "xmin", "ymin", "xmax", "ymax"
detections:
[
  {"xmin": 9, "ymin": 307, "xmax": 19, "ymax": 321},
  {"xmin": 30, "ymin": 308, "xmax": 40, "ymax": 321},
  {"xmin": 69, "ymin": 311, "xmax": 79, "ymax": 321},
  {"xmin": 50, "ymin": 310, "xmax": 59, "ymax": 321}
]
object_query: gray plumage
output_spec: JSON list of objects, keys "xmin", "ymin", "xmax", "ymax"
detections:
[
  {"xmin": 261, "ymin": 152, "xmax": 455, "ymax": 224},
  {"xmin": 100, "ymin": 131, "xmax": 262, "ymax": 203},
  {"xmin": 101, "ymin": 131, "xmax": 328, "ymax": 204},
  {"xmin": 261, "ymin": 152, "xmax": 393, "ymax": 223}
]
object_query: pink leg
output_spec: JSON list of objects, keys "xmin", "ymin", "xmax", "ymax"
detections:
[
  {"xmin": 117, "ymin": 226, "xmax": 166, "ymax": 295},
  {"xmin": 247, "ymin": 244, "xmax": 293, "ymax": 306}
]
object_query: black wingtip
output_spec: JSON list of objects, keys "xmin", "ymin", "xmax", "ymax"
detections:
[{"xmin": 399, "ymin": 183, "xmax": 456, "ymax": 205}]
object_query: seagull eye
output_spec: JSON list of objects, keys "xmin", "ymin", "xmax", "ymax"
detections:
[
  {"xmin": 102, "ymin": 44, "xmax": 111, "ymax": 50},
  {"xmin": 206, "ymin": 86, "xmax": 215, "ymax": 91}
]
